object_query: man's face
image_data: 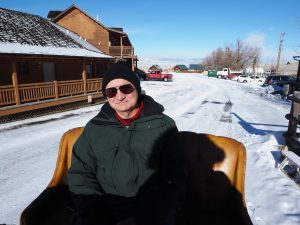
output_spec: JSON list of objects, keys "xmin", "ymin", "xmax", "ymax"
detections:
[{"xmin": 105, "ymin": 78, "xmax": 139, "ymax": 118}]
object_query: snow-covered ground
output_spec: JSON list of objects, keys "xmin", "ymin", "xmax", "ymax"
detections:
[{"xmin": 0, "ymin": 73, "xmax": 300, "ymax": 225}]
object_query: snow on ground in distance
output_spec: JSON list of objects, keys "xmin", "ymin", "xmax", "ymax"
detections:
[{"xmin": 0, "ymin": 73, "xmax": 299, "ymax": 225}]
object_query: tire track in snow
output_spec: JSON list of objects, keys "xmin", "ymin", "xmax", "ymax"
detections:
[
  {"xmin": 146, "ymin": 75, "xmax": 237, "ymax": 134},
  {"xmin": 142, "ymin": 79, "xmax": 216, "ymax": 125},
  {"xmin": 193, "ymin": 86, "xmax": 235, "ymax": 135},
  {"xmin": 219, "ymin": 100, "xmax": 233, "ymax": 123}
]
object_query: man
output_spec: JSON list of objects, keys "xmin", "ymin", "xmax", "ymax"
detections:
[{"xmin": 67, "ymin": 63, "xmax": 186, "ymax": 225}]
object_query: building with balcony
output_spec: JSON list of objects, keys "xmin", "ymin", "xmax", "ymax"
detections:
[
  {"xmin": 0, "ymin": 7, "xmax": 114, "ymax": 117},
  {"xmin": 48, "ymin": 5, "xmax": 135, "ymax": 69}
]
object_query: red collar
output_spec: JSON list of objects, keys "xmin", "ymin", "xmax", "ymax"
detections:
[{"xmin": 115, "ymin": 101, "xmax": 144, "ymax": 126}]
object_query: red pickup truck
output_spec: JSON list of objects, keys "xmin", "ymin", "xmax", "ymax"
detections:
[{"xmin": 146, "ymin": 71, "xmax": 173, "ymax": 82}]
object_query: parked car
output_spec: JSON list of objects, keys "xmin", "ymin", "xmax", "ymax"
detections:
[
  {"xmin": 263, "ymin": 75, "xmax": 298, "ymax": 97},
  {"xmin": 227, "ymin": 73, "xmax": 240, "ymax": 81},
  {"xmin": 262, "ymin": 75, "xmax": 295, "ymax": 87},
  {"xmin": 237, "ymin": 75, "xmax": 249, "ymax": 83},
  {"xmin": 249, "ymin": 75, "xmax": 265, "ymax": 83},
  {"xmin": 237, "ymin": 75, "xmax": 265, "ymax": 83},
  {"xmin": 145, "ymin": 70, "xmax": 173, "ymax": 81}
]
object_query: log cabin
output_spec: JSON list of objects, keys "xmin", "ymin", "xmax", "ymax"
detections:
[{"xmin": 0, "ymin": 6, "xmax": 135, "ymax": 118}]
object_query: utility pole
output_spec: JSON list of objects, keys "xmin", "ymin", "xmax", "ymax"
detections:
[{"xmin": 275, "ymin": 32, "xmax": 285, "ymax": 74}]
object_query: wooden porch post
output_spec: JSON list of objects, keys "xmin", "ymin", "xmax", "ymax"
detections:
[
  {"xmin": 54, "ymin": 80, "xmax": 59, "ymax": 99},
  {"xmin": 82, "ymin": 62, "xmax": 87, "ymax": 94},
  {"xmin": 120, "ymin": 35, "xmax": 123, "ymax": 58},
  {"xmin": 135, "ymin": 55, "xmax": 138, "ymax": 70},
  {"xmin": 12, "ymin": 61, "xmax": 20, "ymax": 105},
  {"xmin": 131, "ymin": 49, "xmax": 134, "ymax": 71}
]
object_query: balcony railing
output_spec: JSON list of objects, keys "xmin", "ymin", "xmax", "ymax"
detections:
[
  {"xmin": 0, "ymin": 78, "xmax": 102, "ymax": 107},
  {"xmin": 109, "ymin": 46, "xmax": 133, "ymax": 57}
]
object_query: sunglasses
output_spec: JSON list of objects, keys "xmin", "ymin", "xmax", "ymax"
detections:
[{"xmin": 104, "ymin": 84, "xmax": 135, "ymax": 98}]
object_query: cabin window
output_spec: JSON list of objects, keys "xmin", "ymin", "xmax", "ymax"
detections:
[
  {"xmin": 18, "ymin": 62, "xmax": 29, "ymax": 76},
  {"xmin": 86, "ymin": 64, "xmax": 92, "ymax": 75}
]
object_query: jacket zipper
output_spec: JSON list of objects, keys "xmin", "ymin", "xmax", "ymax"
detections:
[
  {"xmin": 111, "ymin": 147, "xmax": 118, "ymax": 190},
  {"xmin": 128, "ymin": 129, "xmax": 139, "ymax": 192}
]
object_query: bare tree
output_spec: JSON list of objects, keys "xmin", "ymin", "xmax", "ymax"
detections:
[{"xmin": 202, "ymin": 39, "xmax": 261, "ymax": 71}]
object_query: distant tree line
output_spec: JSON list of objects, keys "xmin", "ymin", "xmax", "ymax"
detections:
[{"xmin": 201, "ymin": 39, "xmax": 261, "ymax": 71}]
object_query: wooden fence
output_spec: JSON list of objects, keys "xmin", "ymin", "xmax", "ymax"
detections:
[{"xmin": 0, "ymin": 78, "xmax": 102, "ymax": 107}]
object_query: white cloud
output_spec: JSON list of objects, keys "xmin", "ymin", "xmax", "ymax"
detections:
[
  {"xmin": 243, "ymin": 33, "xmax": 281, "ymax": 64},
  {"xmin": 243, "ymin": 33, "xmax": 266, "ymax": 48},
  {"xmin": 242, "ymin": 33, "xmax": 300, "ymax": 64}
]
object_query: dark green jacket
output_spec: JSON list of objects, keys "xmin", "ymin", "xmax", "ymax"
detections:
[{"xmin": 67, "ymin": 95, "xmax": 186, "ymax": 224}]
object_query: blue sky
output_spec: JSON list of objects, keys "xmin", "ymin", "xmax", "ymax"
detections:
[{"xmin": 1, "ymin": 0, "xmax": 300, "ymax": 67}]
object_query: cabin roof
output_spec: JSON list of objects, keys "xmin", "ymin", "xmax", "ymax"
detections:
[
  {"xmin": 174, "ymin": 64, "xmax": 188, "ymax": 70},
  {"xmin": 149, "ymin": 65, "xmax": 163, "ymax": 70},
  {"xmin": 0, "ymin": 7, "xmax": 111, "ymax": 58},
  {"xmin": 189, "ymin": 64, "xmax": 203, "ymax": 70}
]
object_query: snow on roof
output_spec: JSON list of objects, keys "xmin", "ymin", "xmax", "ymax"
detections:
[
  {"xmin": 0, "ymin": 7, "xmax": 112, "ymax": 59},
  {"xmin": 0, "ymin": 42, "xmax": 111, "ymax": 58},
  {"xmin": 51, "ymin": 22, "xmax": 105, "ymax": 54}
]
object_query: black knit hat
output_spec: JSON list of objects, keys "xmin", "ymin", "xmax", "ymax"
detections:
[{"xmin": 102, "ymin": 63, "xmax": 141, "ymax": 97}]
